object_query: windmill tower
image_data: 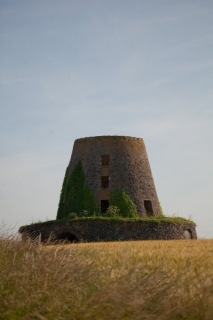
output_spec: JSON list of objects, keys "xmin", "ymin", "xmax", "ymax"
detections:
[{"xmin": 57, "ymin": 136, "xmax": 161, "ymax": 218}]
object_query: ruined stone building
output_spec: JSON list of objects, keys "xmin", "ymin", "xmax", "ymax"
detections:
[
  {"xmin": 57, "ymin": 135, "xmax": 161, "ymax": 218},
  {"xmin": 19, "ymin": 135, "xmax": 197, "ymax": 242}
]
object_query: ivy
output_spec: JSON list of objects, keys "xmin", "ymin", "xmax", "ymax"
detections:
[
  {"xmin": 109, "ymin": 190, "xmax": 138, "ymax": 218},
  {"xmin": 56, "ymin": 167, "xmax": 69, "ymax": 219},
  {"xmin": 56, "ymin": 161, "xmax": 98, "ymax": 219},
  {"xmin": 83, "ymin": 186, "xmax": 98, "ymax": 215}
]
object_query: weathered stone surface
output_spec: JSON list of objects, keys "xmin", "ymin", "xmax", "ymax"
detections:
[
  {"xmin": 66, "ymin": 135, "xmax": 161, "ymax": 216},
  {"xmin": 19, "ymin": 220, "xmax": 197, "ymax": 243}
]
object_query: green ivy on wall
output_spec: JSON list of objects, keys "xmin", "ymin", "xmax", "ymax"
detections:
[
  {"xmin": 56, "ymin": 167, "xmax": 69, "ymax": 219},
  {"xmin": 56, "ymin": 161, "xmax": 98, "ymax": 220},
  {"xmin": 109, "ymin": 190, "xmax": 138, "ymax": 218}
]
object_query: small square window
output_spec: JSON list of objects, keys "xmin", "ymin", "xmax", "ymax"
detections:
[{"xmin": 102, "ymin": 155, "xmax": 109, "ymax": 166}]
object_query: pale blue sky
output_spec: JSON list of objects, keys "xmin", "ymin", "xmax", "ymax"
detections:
[{"xmin": 0, "ymin": 0, "xmax": 213, "ymax": 237}]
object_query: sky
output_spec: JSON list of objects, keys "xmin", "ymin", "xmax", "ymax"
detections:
[{"xmin": 0, "ymin": 0, "xmax": 213, "ymax": 238}]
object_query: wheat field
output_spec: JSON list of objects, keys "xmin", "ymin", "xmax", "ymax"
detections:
[{"xmin": 1, "ymin": 232, "xmax": 213, "ymax": 320}]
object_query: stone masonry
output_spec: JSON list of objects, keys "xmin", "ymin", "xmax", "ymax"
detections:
[
  {"xmin": 19, "ymin": 220, "xmax": 197, "ymax": 243},
  {"xmin": 67, "ymin": 136, "xmax": 161, "ymax": 216}
]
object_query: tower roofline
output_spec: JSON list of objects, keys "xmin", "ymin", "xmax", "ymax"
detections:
[{"xmin": 75, "ymin": 135, "xmax": 144, "ymax": 143}]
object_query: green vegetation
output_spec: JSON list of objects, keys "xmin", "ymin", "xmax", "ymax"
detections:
[
  {"xmin": 57, "ymin": 163, "xmax": 138, "ymax": 220},
  {"xmin": 24, "ymin": 215, "xmax": 196, "ymax": 227},
  {"xmin": 105, "ymin": 205, "xmax": 121, "ymax": 217},
  {"xmin": 1, "ymin": 232, "xmax": 213, "ymax": 320},
  {"xmin": 109, "ymin": 190, "xmax": 138, "ymax": 218},
  {"xmin": 57, "ymin": 166, "xmax": 69, "ymax": 217},
  {"xmin": 56, "ymin": 161, "xmax": 98, "ymax": 219}
]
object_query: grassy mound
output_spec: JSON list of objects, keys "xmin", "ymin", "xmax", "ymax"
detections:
[{"xmin": 26, "ymin": 215, "xmax": 196, "ymax": 227}]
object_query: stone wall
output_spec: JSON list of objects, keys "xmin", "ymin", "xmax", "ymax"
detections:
[
  {"xmin": 66, "ymin": 136, "xmax": 161, "ymax": 217},
  {"xmin": 19, "ymin": 220, "xmax": 197, "ymax": 243}
]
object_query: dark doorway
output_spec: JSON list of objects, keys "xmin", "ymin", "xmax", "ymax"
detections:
[
  {"xmin": 101, "ymin": 200, "xmax": 109, "ymax": 213},
  {"xmin": 102, "ymin": 155, "xmax": 109, "ymax": 166},
  {"xmin": 144, "ymin": 200, "xmax": 154, "ymax": 216},
  {"xmin": 101, "ymin": 176, "xmax": 109, "ymax": 188},
  {"xmin": 55, "ymin": 232, "xmax": 78, "ymax": 243}
]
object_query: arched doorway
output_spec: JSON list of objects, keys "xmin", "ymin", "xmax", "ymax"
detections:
[
  {"xmin": 56, "ymin": 232, "xmax": 78, "ymax": 243},
  {"xmin": 184, "ymin": 229, "xmax": 192, "ymax": 239}
]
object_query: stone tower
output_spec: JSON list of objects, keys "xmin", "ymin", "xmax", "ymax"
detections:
[{"xmin": 57, "ymin": 136, "xmax": 161, "ymax": 218}]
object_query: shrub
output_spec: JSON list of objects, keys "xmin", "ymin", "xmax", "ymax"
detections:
[
  {"xmin": 109, "ymin": 191, "xmax": 138, "ymax": 218},
  {"xmin": 105, "ymin": 206, "xmax": 120, "ymax": 217}
]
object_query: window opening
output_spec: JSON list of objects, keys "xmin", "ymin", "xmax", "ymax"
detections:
[
  {"xmin": 144, "ymin": 200, "xmax": 154, "ymax": 216},
  {"xmin": 101, "ymin": 200, "xmax": 109, "ymax": 213},
  {"xmin": 102, "ymin": 155, "xmax": 109, "ymax": 166},
  {"xmin": 101, "ymin": 176, "xmax": 109, "ymax": 188}
]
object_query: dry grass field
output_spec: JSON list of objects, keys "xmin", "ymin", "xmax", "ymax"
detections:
[{"xmin": 1, "ymin": 232, "xmax": 213, "ymax": 320}]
